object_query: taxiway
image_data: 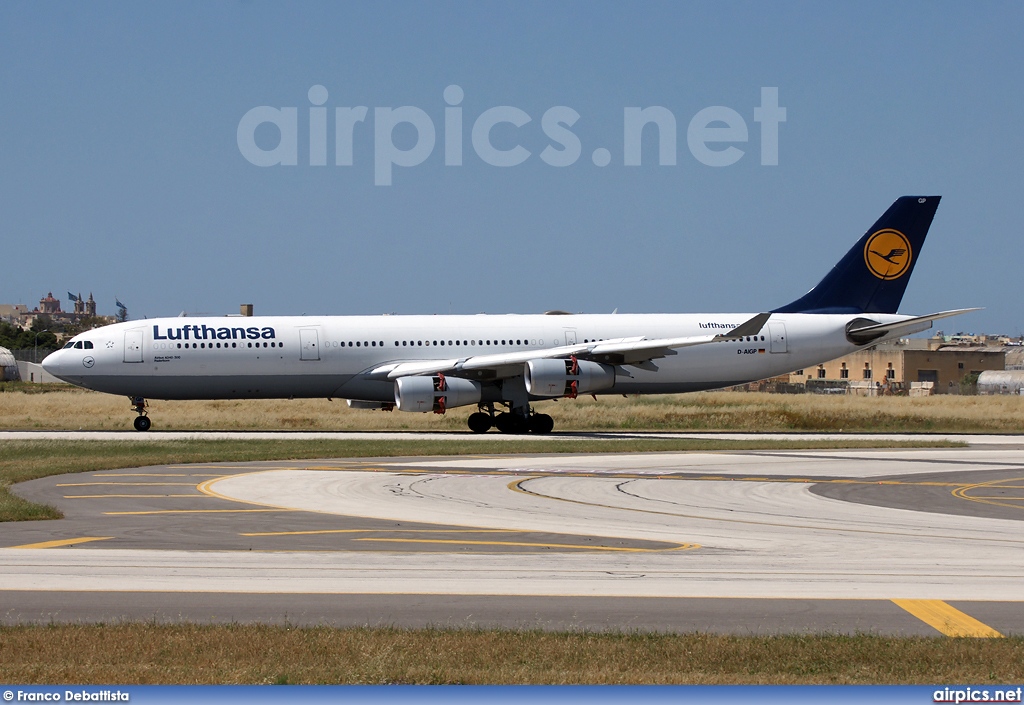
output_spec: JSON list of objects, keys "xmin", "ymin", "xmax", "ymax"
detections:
[{"xmin": 2, "ymin": 434, "xmax": 1022, "ymax": 635}]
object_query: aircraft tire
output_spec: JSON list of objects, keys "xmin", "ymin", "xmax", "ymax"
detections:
[
  {"xmin": 467, "ymin": 412, "xmax": 492, "ymax": 434},
  {"xmin": 529, "ymin": 413, "xmax": 554, "ymax": 434},
  {"xmin": 494, "ymin": 413, "xmax": 513, "ymax": 433},
  {"xmin": 133, "ymin": 416, "xmax": 152, "ymax": 432},
  {"xmin": 494, "ymin": 413, "xmax": 528, "ymax": 434}
]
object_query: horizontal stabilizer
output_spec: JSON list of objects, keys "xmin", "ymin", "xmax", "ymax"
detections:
[{"xmin": 846, "ymin": 308, "xmax": 981, "ymax": 344}]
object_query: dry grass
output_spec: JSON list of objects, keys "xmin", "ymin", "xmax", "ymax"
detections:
[
  {"xmin": 0, "ymin": 625, "xmax": 1020, "ymax": 684},
  {"xmin": 2, "ymin": 385, "xmax": 1024, "ymax": 432}
]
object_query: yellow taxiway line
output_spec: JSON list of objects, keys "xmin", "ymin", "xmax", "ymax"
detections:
[
  {"xmin": 56, "ymin": 482, "xmax": 198, "ymax": 487},
  {"xmin": 353, "ymin": 537, "xmax": 698, "ymax": 552},
  {"xmin": 892, "ymin": 599, "xmax": 1003, "ymax": 637},
  {"xmin": 7, "ymin": 537, "xmax": 113, "ymax": 549},
  {"xmin": 242, "ymin": 528, "xmax": 518, "ymax": 537},
  {"xmin": 65, "ymin": 494, "xmax": 207, "ymax": 499},
  {"xmin": 104, "ymin": 509, "xmax": 293, "ymax": 515}
]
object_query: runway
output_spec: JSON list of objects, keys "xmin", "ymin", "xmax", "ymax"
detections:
[{"xmin": 2, "ymin": 435, "xmax": 1023, "ymax": 635}]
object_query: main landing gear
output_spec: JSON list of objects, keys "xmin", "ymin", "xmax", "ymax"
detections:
[
  {"xmin": 467, "ymin": 403, "xmax": 554, "ymax": 435},
  {"xmin": 130, "ymin": 396, "xmax": 151, "ymax": 432}
]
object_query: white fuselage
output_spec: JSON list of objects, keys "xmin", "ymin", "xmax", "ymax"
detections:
[{"xmin": 42, "ymin": 312, "xmax": 909, "ymax": 403}]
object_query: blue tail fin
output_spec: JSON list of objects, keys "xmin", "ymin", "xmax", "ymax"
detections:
[{"xmin": 773, "ymin": 196, "xmax": 941, "ymax": 314}]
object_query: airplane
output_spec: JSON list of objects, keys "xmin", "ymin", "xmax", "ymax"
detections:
[{"xmin": 42, "ymin": 195, "xmax": 975, "ymax": 433}]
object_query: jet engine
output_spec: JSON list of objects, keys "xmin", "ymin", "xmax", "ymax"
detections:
[
  {"xmin": 524, "ymin": 357, "xmax": 615, "ymax": 398},
  {"xmin": 394, "ymin": 374, "xmax": 482, "ymax": 413}
]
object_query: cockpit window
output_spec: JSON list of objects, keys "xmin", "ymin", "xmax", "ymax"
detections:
[
  {"xmin": 74, "ymin": 341, "xmax": 83, "ymax": 349},
  {"xmin": 83, "ymin": 341, "xmax": 94, "ymax": 349},
  {"xmin": 63, "ymin": 342, "xmax": 75, "ymax": 349}
]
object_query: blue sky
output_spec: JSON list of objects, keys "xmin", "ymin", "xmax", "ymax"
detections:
[{"xmin": 1, "ymin": 1, "xmax": 1021, "ymax": 333}]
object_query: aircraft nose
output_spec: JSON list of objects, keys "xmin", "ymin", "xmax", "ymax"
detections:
[{"xmin": 41, "ymin": 351, "xmax": 61, "ymax": 377}]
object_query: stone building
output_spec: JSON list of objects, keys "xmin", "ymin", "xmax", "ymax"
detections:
[{"xmin": 788, "ymin": 337, "xmax": 1006, "ymax": 394}]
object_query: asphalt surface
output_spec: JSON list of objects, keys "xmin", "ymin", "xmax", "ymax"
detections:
[{"xmin": 2, "ymin": 434, "xmax": 1023, "ymax": 635}]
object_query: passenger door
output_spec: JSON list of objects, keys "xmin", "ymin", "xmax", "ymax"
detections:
[
  {"xmin": 300, "ymin": 328, "xmax": 321, "ymax": 361},
  {"xmin": 768, "ymin": 323, "xmax": 788, "ymax": 354},
  {"xmin": 123, "ymin": 330, "xmax": 143, "ymax": 363}
]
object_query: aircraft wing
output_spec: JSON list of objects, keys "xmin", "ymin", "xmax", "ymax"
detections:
[{"xmin": 369, "ymin": 312, "xmax": 771, "ymax": 380}]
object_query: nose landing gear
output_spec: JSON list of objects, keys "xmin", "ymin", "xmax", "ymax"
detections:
[{"xmin": 130, "ymin": 397, "xmax": 151, "ymax": 432}]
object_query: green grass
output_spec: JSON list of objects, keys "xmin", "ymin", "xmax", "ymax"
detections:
[
  {"xmin": 0, "ymin": 625, "xmax": 1020, "ymax": 684},
  {"xmin": 0, "ymin": 438, "xmax": 961, "ymax": 523}
]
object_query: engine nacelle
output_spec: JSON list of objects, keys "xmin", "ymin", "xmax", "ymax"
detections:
[
  {"xmin": 394, "ymin": 375, "xmax": 482, "ymax": 413},
  {"xmin": 524, "ymin": 358, "xmax": 615, "ymax": 398}
]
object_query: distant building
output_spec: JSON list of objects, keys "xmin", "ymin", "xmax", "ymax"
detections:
[
  {"xmin": 71, "ymin": 292, "xmax": 97, "ymax": 317},
  {"xmin": 0, "ymin": 304, "xmax": 29, "ymax": 325},
  {"xmin": 38, "ymin": 291, "xmax": 61, "ymax": 315},
  {"xmin": 977, "ymin": 371, "xmax": 1024, "ymax": 395},
  {"xmin": 3, "ymin": 291, "xmax": 111, "ymax": 330},
  {"xmin": 0, "ymin": 346, "xmax": 19, "ymax": 381},
  {"xmin": 787, "ymin": 336, "xmax": 1006, "ymax": 394}
]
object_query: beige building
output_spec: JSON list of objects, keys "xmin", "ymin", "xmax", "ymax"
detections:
[
  {"xmin": 2, "ymin": 292, "xmax": 110, "ymax": 330},
  {"xmin": 0, "ymin": 304, "xmax": 29, "ymax": 325},
  {"xmin": 789, "ymin": 338, "xmax": 1005, "ymax": 394}
]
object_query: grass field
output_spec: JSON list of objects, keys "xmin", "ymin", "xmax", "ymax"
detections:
[
  {"xmin": 2, "ymin": 383, "xmax": 1024, "ymax": 432},
  {"xmin": 0, "ymin": 625, "xmax": 1020, "ymax": 684}
]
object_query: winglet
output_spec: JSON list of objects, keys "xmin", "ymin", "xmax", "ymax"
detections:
[{"xmin": 715, "ymin": 312, "xmax": 771, "ymax": 340}]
